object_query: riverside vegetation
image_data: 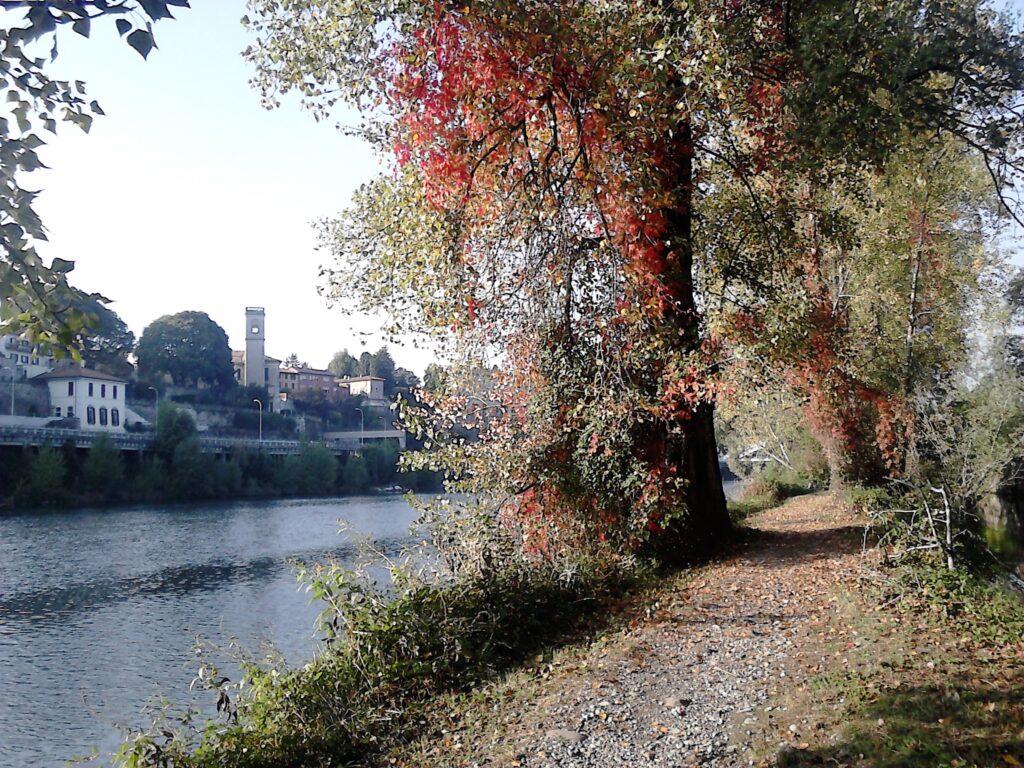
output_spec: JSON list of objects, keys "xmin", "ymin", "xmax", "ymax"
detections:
[
  {"xmin": 0, "ymin": 402, "xmax": 436, "ymax": 510},
  {"xmin": 104, "ymin": 483, "xmax": 1024, "ymax": 767}
]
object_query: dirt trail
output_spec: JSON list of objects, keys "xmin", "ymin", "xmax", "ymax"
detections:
[{"xmin": 389, "ymin": 494, "xmax": 871, "ymax": 767}]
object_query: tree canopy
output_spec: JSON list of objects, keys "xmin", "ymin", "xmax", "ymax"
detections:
[
  {"xmin": 327, "ymin": 349, "xmax": 358, "ymax": 378},
  {"xmin": 76, "ymin": 295, "xmax": 135, "ymax": 377},
  {"xmin": 247, "ymin": 0, "xmax": 1024, "ymax": 558},
  {"xmin": 136, "ymin": 311, "xmax": 234, "ymax": 389},
  {"xmin": 329, "ymin": 346, "xmax": 406, "ymax": 392}
]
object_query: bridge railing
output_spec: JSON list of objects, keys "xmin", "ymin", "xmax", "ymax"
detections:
[{"xmin": 0, "ymin": 425, "xmax": 405, "ymax": 455}]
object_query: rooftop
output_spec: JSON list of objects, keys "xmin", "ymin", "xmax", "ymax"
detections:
[
  {"xmin": 36, "ymin": 365, "xmax": 127, "ymax": 383},
  {"xmin": 281, "ymin": 366, "xmax": 338, "ymax": 378}
]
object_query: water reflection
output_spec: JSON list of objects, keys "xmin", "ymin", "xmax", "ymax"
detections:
[{"xmin": 0, "ymin": 496, "xmax": 421, "ymax": 768}]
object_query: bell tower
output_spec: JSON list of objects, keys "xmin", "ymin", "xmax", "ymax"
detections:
[{"xmin": 244, "ymin": 307, "xmax": 265, "ymax": 388}]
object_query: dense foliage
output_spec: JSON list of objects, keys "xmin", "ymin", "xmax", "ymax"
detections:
[
  {"xmin": 243, "ymin": 0, "xmax": 1024, "ymax": 562},
  {"xmin": 136, "ymin": 311, "xmax": 235, "ymax": 389},
  {"xmin": 75, "ymin": 296, "xmax": 136, "ymax": 377}
]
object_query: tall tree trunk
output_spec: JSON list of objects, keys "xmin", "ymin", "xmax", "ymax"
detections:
[{"xmin": 643, "ymin": 121, "xmax": 731, "ymax": 562}]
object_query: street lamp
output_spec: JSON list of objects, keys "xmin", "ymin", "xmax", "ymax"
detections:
[
  {"xmin": 355, "ymin": 407, "xmax": 364, "ymax": 445},
  {"xmin": 253, "ymin": 398, "xmax": 263, "ymax": 443},
  {"xmin": 147, "ymin": 386, "xmax": 158, "ymax": 429}
]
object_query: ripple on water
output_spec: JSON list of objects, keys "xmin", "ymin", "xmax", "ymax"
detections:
[{"xmin": 0, "ymin": 495, "xmax": 422, "ymax": 768}]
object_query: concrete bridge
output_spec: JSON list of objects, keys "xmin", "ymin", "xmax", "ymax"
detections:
[{"xmin": 0, "ymin": 425, "xmax": 406, "ymax": 456}]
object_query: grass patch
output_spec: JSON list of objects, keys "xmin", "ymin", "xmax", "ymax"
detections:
[{"xmin": 774, "ymin": 559, "xmax": 1024, "ymax": 768}]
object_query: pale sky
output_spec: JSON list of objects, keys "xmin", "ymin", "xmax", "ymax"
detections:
[{"xmin": 24, "ymin": 2, "xmax": 439, "ymax": 374}]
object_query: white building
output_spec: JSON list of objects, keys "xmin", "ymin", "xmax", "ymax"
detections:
[
  {"xmin": 340, "ymin": 376, "xmax": 388, "ymax": 406},
  {"xmin": 231, "ymin": 306, "xmax": 281, "ymax": 411},
  {"xmin": 37, "ymin": 366, "xmax": 129, "ymax": 431}
]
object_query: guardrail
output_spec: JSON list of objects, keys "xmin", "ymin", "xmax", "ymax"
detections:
[
  {"xmin": 0, "ymin": 425, "xmax": 152, "ymax": 450},
  {"xmin": 0, "ymin": 426, "xmax": 406, "ymax": 455}
]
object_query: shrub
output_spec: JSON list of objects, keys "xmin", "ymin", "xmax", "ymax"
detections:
[
  {"xmin": 231, "ymin": 410, "xmax": 297, "ymax": 436},
  {"xmin": 297, "ymin": 444, "xmax": 338, "ymax": 495},
  {"xmin": 729, "ymin": 465, "xmax": 815, "ymax": 523},
  {"xmin": 129, "ymin": 457, "xmax": 165, "ymax": 500},
  {"xmin": 362, "ymin": 440, "xmax": 401, "ymax": 486},
  {"xmin": 16, "ymin": 445, "xmax": 69, "ymax": 506},
  {"xmin": 210, "ymin": 459, "xmax": 243, "ymax": 498},
  {"xmin": 81, "ymin": 434, "xmax": 125, "ymax": 498},
  {"xmin": 339, "ymin": 454, "xmax": 371, "ymax": 494}
]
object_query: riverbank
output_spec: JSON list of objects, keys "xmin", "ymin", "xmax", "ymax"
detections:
[
  {"xmin": 0, "ymin": 437, "xmax": 441, "ymax": 513},
  {"xmin": 0, "ymin": 494, "xmax": 427, "ymax": 767},
  {"xmin": 372, "ymin": 494, "xmax": 1024, "ymax": 767}
]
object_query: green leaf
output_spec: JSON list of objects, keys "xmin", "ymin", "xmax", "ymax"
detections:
[
  {"xmin": 67, "ymin": 111, "xmax": 93, "ymax": 134},
  {"xmin": 139, "ymin": 0, "xmax": 174, "ymax": 21},
  {"xmin": 25, "ymin": 7, "xmax": 57, "ymax": 41},
  {"xmin": 126, "ymin": 29, "xmax": 155, "ymax": 59},
  {"xmin": 115, "ymin": 19, "xmax": 132, "ymax": 37},
  {"xmin": 72, "ymin": 18, "xmax": 91, "ymax": 38},
  {"xmin": 50, "ymin": 258, "xmax": 75, "ymax": 274}
]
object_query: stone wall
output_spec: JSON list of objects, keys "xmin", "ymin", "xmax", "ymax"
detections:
[{"xmin": 0, "ymin": 381, "xmax": 50, "ymax": 418}]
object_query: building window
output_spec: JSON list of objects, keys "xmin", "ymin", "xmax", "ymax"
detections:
[
  {"xmin": 251, "ymin": 325, "xmax": 260, "ymax": 334},
  {"xmin": 111, "ymin": 408, "xmax": 119, "ymax": 427},
  {"xmin": 31, "ymin": 357, "xmax": 38, "ymax": 365},
  {"xmin": 113, "ymin": 385, "xmax": 118, "ymax": 399},
  {"xmin": 87, "ymin": 406, "xmax": 96, "ymax": 425},
  {"xmin": 101, "ymin": 384, "xmax": 106, "ymax": 398},
  {"xmin": 55, "ymin": 406, "xmax": 62, "ymax": 417},
  {"xmin": 68, "ymin": 381, "xmax": 74, "ymax": 396},
  {"xmin": 67, "ymin": 407, "xmax": 74, "ymax": 418},
  {"xmin": 88, "ymin": 382, "xmax": 94, "ymax": 397},
  {"xmin": 99, "ymin": 407, "xmax": 108, "ymax": 426},
  {"xmin": 21, "ymin": 355, "xmax": 27, "ymax": 363}
]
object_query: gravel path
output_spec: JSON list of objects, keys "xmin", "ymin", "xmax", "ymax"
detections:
[{"xmin": 459, "ymin": 494, "xmax": 868, "ymax": 768}]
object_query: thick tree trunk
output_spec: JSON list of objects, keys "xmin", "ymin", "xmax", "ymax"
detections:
[
  {"xmin": 643, "ymin": 120, "xmax": 731, "ymax": 562},
  {"xmin": 680, "ymin": 402, "xmax": 732, "ymax": 542}
]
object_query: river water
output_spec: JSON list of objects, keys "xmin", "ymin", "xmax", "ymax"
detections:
[
  {"xmin": 0, "ymin": 496, "xmax": 422, "ymax": 768},
  {"xmin": 0, "ymin": 484, "xmax": 749, "ymax": 767}
]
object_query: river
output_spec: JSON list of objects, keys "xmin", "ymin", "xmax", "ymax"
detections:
[{"xmin": 0, "ymin": 495, "xmax": 422, "ymax": 768}]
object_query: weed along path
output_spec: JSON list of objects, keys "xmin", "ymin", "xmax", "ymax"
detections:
[{"xmin": 380, "ymin": 494, "xmax": 1024, "ymax": 768}]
